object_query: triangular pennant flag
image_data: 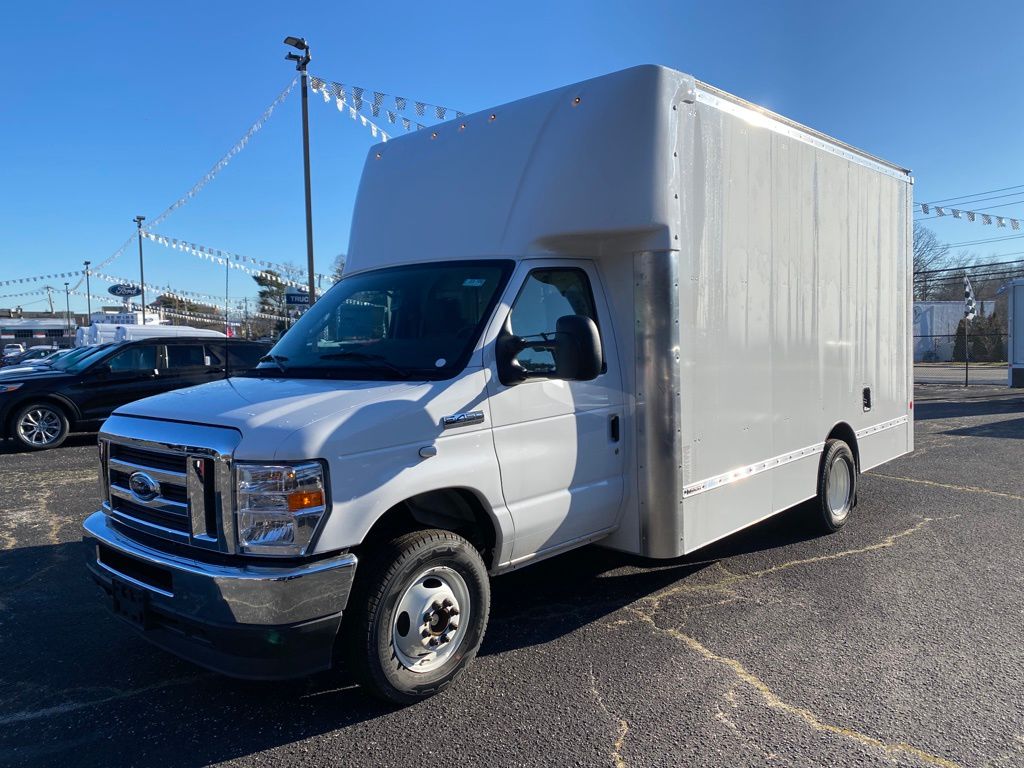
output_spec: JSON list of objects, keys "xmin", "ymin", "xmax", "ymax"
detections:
[
  {"xmin": 386, "ymin": 110, "xmax": 397, "ymax": 124},
  {"xmin": 415, "ymin": 101, "xmax": 426, "ymax": 117},
  {"xmin": 395, "ymin": 96, "xmax": 407, "ymax": 111},
  {"xmin": 935, "ymin": 207, "xmax": 945, "ymax": 217},
  {"xmin": 401, "ymin": 117, "xmax": 411, "ymax": 131},
  {"xmin": 997, "ymin": 217, "xmax": 1006, "ymax": 227},
  {"xmin": 952, "ymin": 209, "xmax": 961, "ymax": 219},
  {"xmin": 982, "ymin": 214, "xmax": 992, "ymax": 225},
  {"xmin": 966, "ymin": 211, "xmax": 976, "ymax": 222},
  {"xmin": 920, "ymin": 203, "xmax": 930, "ymax": 214},
  {"xmin": 372, "ymin": 92, "xmax": 384, "ymax": 117},
  {"xmin": 456, "ymin": 111, "xmax": 465, "ymax": 118},
  {"xmin": 1013, "ymin": 219, "xmax": 1021, "ymax": 231},
  {"xmin": 352, "ymin": 86, "xmax": 364, "ymax": 111},
  {"xmin": 435, "ymin": 105, "xmax": 447, "ymax": 120}
]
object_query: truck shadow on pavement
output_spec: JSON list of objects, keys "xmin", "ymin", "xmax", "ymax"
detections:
[
  {"xmin": 0, "ymin": 506, "xmax": 823, "ymax": 768},
  {"xmin": 914, "ymin": 393, "xmax": 1024, "ymax": 422}
]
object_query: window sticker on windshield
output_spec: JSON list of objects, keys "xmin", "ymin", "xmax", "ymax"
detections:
[
  {"xmin": 462, "ymin": 278, "xmax": 486, "ymax": 287},
  {"xmin": 435, "ymin": 358, "xmax": 447, "ymax": 368}
]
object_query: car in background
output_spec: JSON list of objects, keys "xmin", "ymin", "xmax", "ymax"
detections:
[
  {"xmin": 1, "ymin": 337, "xmax": 269, "ymax": 450},
  {"xmin": 0, "ymin": 345, "xmax": 110, "ymax": 379},
  {"xmin": 0, "ymin": 345, "xmax": 60, "ymax": 367},
  {"xmin": 3, "ymin": 343, "xmax": 26, "ymax": 359}
]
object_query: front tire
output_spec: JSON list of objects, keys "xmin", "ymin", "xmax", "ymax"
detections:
[
  {"xmin": 12, "ymin": 402, "xmax": 69, "ymax": 450},
  {"xmin": 813, "ymin": 439, "xmax": 857, "ymax": 533},
  {"xmin": 343, "ymin": 529, "xmax": 491, "ymax": 705}
]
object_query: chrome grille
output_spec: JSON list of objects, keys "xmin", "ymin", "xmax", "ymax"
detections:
[{"xmin": 99, "ymin": 423, "xmax": 238, "ymax": 553}]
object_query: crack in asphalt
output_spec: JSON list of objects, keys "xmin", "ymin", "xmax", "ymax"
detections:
[
  {"xmin": 620, "ymin": 517, "xmax": 963, "ymax": 768},
  {"xmin": 587, "ymin": 662, "xmax": 629, "ymax": 768},
  {"xmin": 0, "ymin": 675, "xmax": 210, "ymax": 726}
]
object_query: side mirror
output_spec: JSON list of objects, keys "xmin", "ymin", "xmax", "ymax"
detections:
[{"xmin": 553, "ymin": 315, "xmax": 602, "ymax": 381}]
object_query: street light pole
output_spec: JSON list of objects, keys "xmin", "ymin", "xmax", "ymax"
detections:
[
  {"xmin": 83, "ymin": 260, "xmax": 92, "ymax": 325},
  {"xmin": 64, "ymin": 281, "xmax": 71, "ymax": 334},
  {"xmin": 134, "ymin": 215, "xmax": 146, "ymax": 325},
  {"xmin": 284, "ymin": 36, "xmax": 316, "ymax": 304}
]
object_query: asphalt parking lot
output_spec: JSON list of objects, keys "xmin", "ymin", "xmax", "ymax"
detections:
[{"xmin": 1, "ymin": 384, "xmax": 1023, "ymax": 768}]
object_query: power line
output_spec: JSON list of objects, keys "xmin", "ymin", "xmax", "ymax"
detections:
[
  {"xmin": 914, "ymin": 256, "xmax": 1024, "ymax": 277},
  {"xmin": 942, "ymin": 233, "xmax": 1024, "ymax": 247},
  {"xmin": 924, "ymin": 183, "xmax": 1024, "ymax": 206}
]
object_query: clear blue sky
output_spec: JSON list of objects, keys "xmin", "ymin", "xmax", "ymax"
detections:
[{"xmin": 2, "ymin": 0, "xmax": 1023, "ymax": 313}]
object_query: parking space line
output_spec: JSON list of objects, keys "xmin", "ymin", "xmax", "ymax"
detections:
[{"xmin": 869, "ymin": 473, "xmax": 1024, "ymax": 502}]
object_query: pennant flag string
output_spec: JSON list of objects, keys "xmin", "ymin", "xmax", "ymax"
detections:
[
  {"xmin": 82, "ymin": 77, "xmax": 299, "ymax": 282},
  {"xmin": 141, "ymin": 231, "xmax": 325, "ymax": 286},
  {"xmin": 917, "ymin": 201, "xmax": 1022, "ymax": 230},
  {"xmin": 308, "ymin": 74, "xmax": 464, "ymax": 139},
  {"xmin": 0, "ymin": 270, "xmax": 84, "ymax": 288}
]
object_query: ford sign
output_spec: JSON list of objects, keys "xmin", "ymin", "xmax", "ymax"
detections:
[{"xmin": 108, "ymin": 284, "xmax": 143, "ymax": 298}]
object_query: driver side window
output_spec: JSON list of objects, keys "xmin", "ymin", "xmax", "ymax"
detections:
[
  {"xmin": 107, "ymin": 345, "xmax": 157, "ymax": 374},
  {"xmin": 508, "ymin": 268, "xmax": 598, "ymax": 376}
]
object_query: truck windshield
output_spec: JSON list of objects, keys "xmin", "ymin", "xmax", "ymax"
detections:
[{"xmin": 255, "ymin": 260, "xmax": 513, "ymax": 380}]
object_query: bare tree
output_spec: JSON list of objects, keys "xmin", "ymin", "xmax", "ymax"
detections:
[
  {"xmin": 331, "ymin": 253, "xmax": 346, "ymax": 283},
  {"xmin": 913, "ymin": 223, "xmax": 951, "ymax": 300}
]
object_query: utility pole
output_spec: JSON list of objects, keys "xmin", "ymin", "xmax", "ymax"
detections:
[
  {"xmin": 45, "ymin": 286, "xmax": 55, "ymax": 315},
  {"xmin": 283, "ymin": 36, "xmax": 316, "ymax": 305},
  {"xmin": 225, "ymin": 258, "xmax": 230, "ymax": 336},
  {"xmin": 134, "ymin": 215, "xmax": 147, "ymax": 324},
  {"xmin": 64, "ymin": 282, "xmax": 71, "ymax": 333},
  {"xmin": 83, "ymin": 260, "xmax": 92, "ymax": 325}
]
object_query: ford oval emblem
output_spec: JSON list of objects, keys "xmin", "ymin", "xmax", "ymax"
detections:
[{"xmin": 128, "ymin": 471, "xmax": 160, "ymax": 502}]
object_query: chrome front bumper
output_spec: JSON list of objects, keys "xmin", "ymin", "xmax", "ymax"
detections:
[{"xmin": 83, "ymin": 511, "xmax": 357, "ymax": 680}]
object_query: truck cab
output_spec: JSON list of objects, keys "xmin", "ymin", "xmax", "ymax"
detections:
[{"xmin": 83, "ymin": 65, "xmax": 912, "ymax": 704}]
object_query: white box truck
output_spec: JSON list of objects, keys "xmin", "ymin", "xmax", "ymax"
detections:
[{"xmin": 83, "ymin": 65, "xmax": 913, "ymax": 703}]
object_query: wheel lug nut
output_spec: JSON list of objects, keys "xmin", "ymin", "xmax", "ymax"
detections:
[
  {"xmin": 428, "ymin": 637, "xmax": 440, "ymax": 647},
  {"xmin": 421, "ymin": 627, "xmax": 430, "ymax": 638},
  {"xmin": 449, "ymin": 606, "xmax": 460, "ymax": 616},
  {"xmin": 442, "ymin": 598, "xmax": 454, "ymax": 609},
  {"xmin": 431, "ymin": 600, "xmax": 443, "ymax": 611}
]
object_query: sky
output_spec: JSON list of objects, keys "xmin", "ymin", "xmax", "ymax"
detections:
[{"xmin": 2, "ymin": 0, "xmax": 1023, "ymax": 314}]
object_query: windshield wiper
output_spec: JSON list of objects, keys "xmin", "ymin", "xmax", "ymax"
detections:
[
  {"xmin": 318, "ymin": 351, "xmax": 412, "ymax": 379},
  {"xmin": 258, "ymin": 353, "xmax": 289, "ymax": 373}
]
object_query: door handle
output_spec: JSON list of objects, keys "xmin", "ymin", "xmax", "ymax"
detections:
[{"xmin": 609, "ymin": 414, "xmax": 620, "ymax": 442}]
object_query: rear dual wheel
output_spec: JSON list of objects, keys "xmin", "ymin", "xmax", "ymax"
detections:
[{"xmin": 343, "ymin": 529, "xmax": 490, "ymax": 705}]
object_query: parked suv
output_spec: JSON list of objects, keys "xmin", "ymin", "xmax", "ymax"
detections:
[{"xmin": 1, "ymin": 337, "xmax": 268, "ymax": 450}]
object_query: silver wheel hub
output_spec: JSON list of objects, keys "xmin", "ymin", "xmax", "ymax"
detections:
[
  {"xmin": 17, "ymin": 408, "xmax": 62, "ymax": 446},
  {"xmin": 392, "ymin": 566, "xmax": 470, "ymax": 674},
  {"xmin": 827, "ymin": 458, "xmax": 852, "ymax": 518}
]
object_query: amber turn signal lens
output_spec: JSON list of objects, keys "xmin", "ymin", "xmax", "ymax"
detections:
[{"xmin": 287, "ymin": 490, "xmax": 324, "ymax": 511}]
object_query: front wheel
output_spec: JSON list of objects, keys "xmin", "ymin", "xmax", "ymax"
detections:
[
  {"xmin": 343, "ymin": 529, "xmax": 491, "ymax": 705},
  {"xmin": 12, "ymin": 402, "xmax": 69, "ymax": 450},
  {"xmin": 813, "ymin": 439, "xmax": 857, "ymax": 533}
]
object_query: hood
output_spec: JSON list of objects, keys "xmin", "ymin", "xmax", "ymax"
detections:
[
  {"xmin": 0, "ymin": 368, "xmax": 70, "ymax": 383},
  {"xmin": 114, "ymin": 375, "xmax": 455, "ymax": 460}
]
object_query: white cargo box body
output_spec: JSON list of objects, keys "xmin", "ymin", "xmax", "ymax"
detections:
[
  {"xmin": 351, "ymin": 65, "xmax": 914, "ymax": 558},
  {"xmin": 1010, "ymin": 279, "xmax": 1024, "ymax": 387},
  {"xmin": 113, "ymin": 325, "xmax": 226, "ymax": 342}
]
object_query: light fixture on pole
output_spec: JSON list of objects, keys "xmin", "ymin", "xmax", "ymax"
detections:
[
  {"xmin": 283, "ymin": 35, "xmax": 316, "ymax": 305},
  {"xmin": 64, "ymin": 281, "xmax": 71, "ymax": 334},
  {"xmin": 83, "ymin": 260, "xmax": 92, "ymax": 325},
  {"xmin": 134, "ymin": 215, "xmax": 147, "ymax": 325}
]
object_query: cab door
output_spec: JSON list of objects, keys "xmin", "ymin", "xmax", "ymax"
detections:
[
  {"xmin": 484, "ymin": 259, "xmax": 624, "ymax": 561},
  {"xmin": 76, "ymin": 343, "xmax": 163, "ymax": 420}
]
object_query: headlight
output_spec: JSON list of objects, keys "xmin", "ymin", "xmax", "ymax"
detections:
[
  {"xmin": 0, "ymin": 383, "xmax": 23, "ymax": 393},
  {"xmin": 235, "ymin": 462, "xmax": 327, "ymax": 556}
]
